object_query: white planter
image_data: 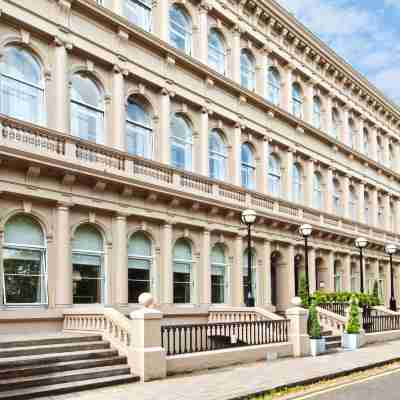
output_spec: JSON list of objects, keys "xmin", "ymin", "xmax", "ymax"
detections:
[
  {"xmin": 342, "ymin": 333, "xmax": 362, "ymax": 350},
  {"xmin": 310, "ymin": 338, "xmax": 326, "ymax": 357}
]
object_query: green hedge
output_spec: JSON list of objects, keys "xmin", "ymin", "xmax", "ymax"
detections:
[{"xmin": 310, "ymin": 291, "xmax": 380, "ymax": 307}]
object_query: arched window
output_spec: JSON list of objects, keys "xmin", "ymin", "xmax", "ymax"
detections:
[
  {"xmin": 209, "ymin": 129, "xmax": 227, "ymax": 180},
  {"xmin": 292, "ymin": 83, "xmax": 303, "ymax": 119},
  {"xmin": 124, "ymin": 0, "xmax": 152, "ymax": 31},
  {"xmin": 333, "ymin": 178, "xmax": 341, "ymax": 216},
  {"xmin": 332, "ymin": 108, "xmax": 341, "ymax": 140},
  {"xmin": 267, "ymin": 67, "xmax": 281, "ymax": 106},
  {"xmin": 0, "ymin": 46, "xmax": 44, "ymax": 124},
  {"xmin": 313, "ymin": 172, "xmax": 323, "ymax": 209},
  {"xmin": 126, "ymin": 97, "xmax": 153, "ymax": 159},
  {"xmin": 72, "ymin": 224, "xmax": 104, "ymax": 304},
  {"xmin": 70, "ymin": 73, "xmax": 104, "ymax": 143},
  {"xmin": 377, "ymin": 136, "xmax": 384, "ymax": 164},
  {"xmin": 377, "ymin": 197, "xmax": 384, "ymax": 225},
  {"xmin": 208, "ymin": 29, "xmax": 226, "ymax": 75},
  {"xmin": 243, "ymin": 248, "xmax": 256, "ymax": 304},
  {"xmin": 313, "ymin": 96, "xmax": 322, "ymax": 129},
  {"xmin": 128, "ymin": 232, "xmax": 152, "ymax": 303},
  {"xmin": 292, "ymin": 163, "xmax": 303, "ymax": 203},
  {"xmin": 170, "ymin": 114, "xmax": 192, "ymax": 170},
  {"xmin": 268, "ymin": 153, "xmax": 281, "ymax": 197},
  {"xmin": 3, "ymin": 215, "xmax": 46, "ymax": 304},
  {"xmin": 349, "ymin": 187, "xmax": 357, "ymax": 221},
  {"xmin": 169, "ymin": 5, "xmax": 192, "ymax": 55},
  {"xmin": 173, "ymin": 239, "xmax": 193, "ymax": 304},
  {"xmin": 241, "ymin": 143, "xmax": 255, "ymax": 190},
  {"xmin": 363, "ymin": 128, "xmax": 369, "ymax": 156},
  {"xmin": 364, "ymin": 191, "xmax": 370, "ymax": 224},
  {"xmin": 240, "ymin": 49, "xmax": 255, "ymax": 91},
  {"xmin": 211, "ymin": 244, "xmax": 227, "ymax": 304},
  {"xmin": 348, "ymin": 119, "xmax": 357, "ymax": 149}
]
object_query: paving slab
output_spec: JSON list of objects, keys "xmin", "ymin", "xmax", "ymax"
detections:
[{"xmin": 39, "ymin": 340, "xmax": 400, "ymax": 400}]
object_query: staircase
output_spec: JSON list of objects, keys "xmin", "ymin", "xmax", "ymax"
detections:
[
  {"xmin": 0, "ymin": 333, "xmax": 139, "ymax": 399},
  {"xmin": 322, "ymin": 330, "xmax": 341, "ymax": 351}
]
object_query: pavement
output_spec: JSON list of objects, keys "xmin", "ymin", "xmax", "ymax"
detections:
[{"xmin": 43, "ymin": 340, "xmax": 400, "ymax": 400}]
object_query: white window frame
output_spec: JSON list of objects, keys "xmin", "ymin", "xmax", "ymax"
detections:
[
  {"xmin": 240, "ymin": 50, "xmax": 256, "ymax": 91},
  {"xmin": 209, "ymin": 130, "xmax": 227, "ymax": 181},
  {"xmin": 267, "ymin": 67, "xmax": 281, "ymax": 106},
  {"xmin": 292, "ymin": 164, "xmax": 303, "ymax": 204},
  {"xmin": 169, "ymin": 5, "xmax": 192, "ymax": 55},
  {"xmin": 124, "ymin": 0, "xmax": 152, "ymax": 32},
  {"xmin": 170, "ymin": 115, "xmax": 193, "ymax": 171},
  {"xmin": 241, "ymin": 144, "xmax": 255, "ymax": 190},
  {"xmin": 268, "ymin": 154, "xmax": 281, "ymax": 198},
  {"xmin": 208, "ymin": 29, "xmax": 226, "ymax": 75},
  {"xmin": 292, "ymin": 84, "xmax": 303, "ymax": 119}
]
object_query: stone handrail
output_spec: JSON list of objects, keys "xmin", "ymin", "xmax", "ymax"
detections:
[
  {"xmin": 63, "ymin": 308, "xmax": 133, "ymax": 349},
  {"xmin": 209, "ymin": 306, "xmax": 284, "ymax": 322},
  {"xmin": 1, "ymin": 114, "xmax": 400, "ymax": 247},
  {"xmin": 316, "ymin": 306, "xmax": 347, "ymax": 335}
]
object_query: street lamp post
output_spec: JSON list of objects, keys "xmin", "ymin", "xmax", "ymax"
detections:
[
  {"xmin": 385, "ymin": 244, "xmax": 397, "ymax": 311},
  {"xmin": 355, "ymin": 237, "xmax": 368, "ymax": 293},
  {"xmin": 241, "ymin": 209, "xmax": 256, "ymax": 307},
  {"xmin": 299, "ymin": 224, "xmax": 313, "ymax": 298}
]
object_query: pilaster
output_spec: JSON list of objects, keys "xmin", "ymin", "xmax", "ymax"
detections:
[
  {"xmin": 160, "ymin": 223, "xmax": 173, "ymax": 304},
  {"xmin": 233, "ymin": 235, "xmax": 243, "ymax": 306},
  {"xmin": 113, "ymin": 214, "xmax": 128, "ymax": 307},
  {"xmin": 200, "ymin": 228, "xmax": 211, "ymax": 305},
  {"xmin": 159, "ymin": 88, "xmax": 171, "ymax": 164}
]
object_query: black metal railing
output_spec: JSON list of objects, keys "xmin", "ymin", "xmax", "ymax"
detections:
[
  {"xmin": 363, "ymin": 313, "xmax": 400, "ymax": 333},
  {"xmin": 318, "ymin": 302, "xmax": 349, "ymax": 317},
  {"xmin": 161, "ymin": 319, "xmax": 290, "ymax": 356}
]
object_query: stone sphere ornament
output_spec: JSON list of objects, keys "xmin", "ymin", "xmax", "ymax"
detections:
[
  {"xmin": 291, "ymin": 296, "xmax": 302, "ymax": 307},
  {"xmin": 138, "ymin": 292, "xmax": 154, "ymax": 308}
]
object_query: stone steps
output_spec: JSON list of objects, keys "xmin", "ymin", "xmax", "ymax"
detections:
[
  {"xmin": 0, "ymin": 333, "xmax": 139, "ymax": 399},
  {"xmin": 325, "ymin": 335, "xmax": 342, "ymax": 350}
]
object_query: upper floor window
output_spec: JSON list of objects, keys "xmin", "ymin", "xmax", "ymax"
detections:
[
  {"xmin": 267, "ymin": 67, "xmax": 281, "ymax": 106},
  {"xmin": 378, "ymin": 198, "xmax": 384, "ymax": 225},
  {"xmin": 313, "ymin": 172, "xmax": 323, "ymax": 209},
  {"xmin": 389, "ymin": 144, "xmax": 394, "ymax": 169},
  {"xmin": 0, "ymin": 46, "xmax": 44, "ymax": 124},
  {"xmin": 240, "ymin": 49, "xmax": 255, "ymax": 91},
  {"xmin": 377, "ymin": 136, "xmax": 384, "ymax": 164},
  {"xmin": 333, "ymin": 178, "xmax": 341, "ymax": 216},
  {"xmin": 209, "ymin": 129, "xmax": 227, "ymax": 181},
  {"xmin": 124, "ymin": 0, "xmax": 152, "ymax": 32},
  {"xmin": 364, "ymin": 191, "xmax": 370, "ymax": 224},
  {"xmin": 169, "ymin": 5, "xmax": 192, "ymax": 55},
  {"xmin": 348, "ymin": 119, "xmax": 357, "ymax": 149},
  {"xmin": 268, "ymin": 153, "xmax": 281, "ymax": 197},
  {"xmin": 363, "ymin": 128, "xmax": 369, "ymax": 156},
  {"xmin": 313, "ymin": 96, "xmax": 322, "ymax": 129},
  {"xmin": 126, "ymin": 97, "xmax": 153, "ymax": 159},
  {"xmin": 292, "ymin": 163, "xmax": 303, "ymax": 203},
  {"xmin": 241, "ymin": 143, "xmax": 255, "ymax": 190},
  {"xmin": 208, "ymin": 29, "xmax": 226, "ymax": 75},
  {"xmin": 171, "ymin": 114, "xmax": 192, "ymax": 170},
  {"xmin": 70, "ymin": 73, "xmax": 104, "ymax": 143},
  {"xmin": 332, "ymin": 108, "xmax": 341, "ymax": 140},
  {"xmin": 349, "ymin": 187, "xmax": 357, "ymax": 221},
  {"xmin": 292, "ymin": 83, "xmax": 303, "ymax": 119}
]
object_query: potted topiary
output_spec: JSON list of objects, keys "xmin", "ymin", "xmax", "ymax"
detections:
[
  {"xmin": 342, "ymin": 295, "xmax": 362, "ymax": 350},
  {"xmin": 308, "ymin": 300, "xmax": 326, "ymax": 357}
]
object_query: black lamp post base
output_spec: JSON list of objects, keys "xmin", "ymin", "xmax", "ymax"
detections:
[
  {"xmin": 390, "ymin": 298, "xmax": 397, "ymax": 312},
  {"xmin": 246, "ymin": 297, "xmax": 255, "ymax": 307}
]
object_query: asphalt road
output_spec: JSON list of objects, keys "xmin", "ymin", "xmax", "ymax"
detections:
[{"xmin": 295, "ymin": 368, "xmax": 400, "ymax": 400}]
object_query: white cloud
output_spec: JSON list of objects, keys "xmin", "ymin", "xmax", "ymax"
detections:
[{"xmin": 276, "ymin": 0, "xmax": 400, "ymax": 105}]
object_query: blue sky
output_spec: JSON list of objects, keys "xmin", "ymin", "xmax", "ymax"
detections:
[{"xmin": 276, "ymin": 0, "xmax": 400, "ymax": 105}]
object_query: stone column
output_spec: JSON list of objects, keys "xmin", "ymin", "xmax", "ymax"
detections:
[
  {"xmin": 257, "ymin": 137, "xmax": 268, "ymax": 194},
  {"xmin": 343, "ymin": 254, "xmax": 352, "ymax": 292},
  {"xmin": 371, "ymin": 187, "xmax": 378, "ymax": 227},
  {"xmin": 199, "ymin": 107, "xmax": 209, "ymax": 176},
  {"xmin": 153, "ymin": 0, "xmax": 169, "ymax": 41},
  {"xmin": 263, "ymin": 240, "xmax": 272, "ymax": 306},
  {"xmin": 200, "ymin": 229, "xmax": 211, "ymax": 306},
  {"xmin": 231, "ymin": 123, "xmax": 242, "ymax": 186},
  {"xmin": 159, "ymin": 88, "xmax": 171, "ymax": 164},
  {"xmin": 55, "ymin": 204, "xmax": 72, "ymax": 307},
  {"xmin": 384, "ymin": 194, "xmax": 391, "ymax": 232},
  {"xmin": 282, "ymin": 65, "xmax": 294, "ymax": 114},
  {"xmin": 395, "ymin": 199, "xmax": 400, "ymax": 235},
  {"xmin": 113, "ymin": 214, "xmax": 128, "ymax": 307},
  {"xmin": 233, "ymin": 235, "xmax": 243, "ymax": 306},
  {"xmin": 324, "ymin": 93, "xmax": 333, "ymax": 137},
  {"xmin": 326, "ymin": 251, "xmax": 335, "ymax": 292},
  {"xmin": 286, "ymin": 301, "xmax": 310, "ymax": 357},
  {"xmin": 342, "ymin": 106, "xmax": 350, "ymax": 145},
  {"xmin": 383, "ymin": 135, "xmax": 390, "ymax": 167},
  {"xmin": 232, "ymin": 26, "xmax": 241, "ymax": 84},
  {"xmin": 343, "ymin": 175, "xmax": 350, "ymax": 219},
  {"xmin": 309, "ymin": 247, "xmax": 317, "ymax": 294},
  {"xmin": 370, "ymin": 125, "xmax": 378, "ymax": 162},
  {"xmin": 112, "ymin": 0, "xmax": 123, "ymax": 15},
  {"xmin": 325, "ymin": 167, "xmax": 334, "ymax": 215},
  {"xmin": 304, "ymin": 159, "xmax": 315, "ymax": 208},
  {"xmin": 198, "ymin": 3, "xmax": 209, "ymax": 64},
  {"xmin": 357, "ymin": 117, "xmax": 364, "ymax": 153},
  {"xmin": 112, "ymin": 66, "xmax": 125, "ymax": 151},
  {"xmin": 53, "ymin": 38, "xmax": 69, "ymax": 133},
  {"xmin": 284, "ymin": 148, "xmax": 294, "ymax": 202},
  {"xmin": 304, "ymin": 81, "xmax": 314, "ymax": 125},
  {"xmin": 160, "ymin": 223, "xmax": 173, "ymax": 304},
  {"xmin": 255, "ymin": 50, "xmax": 267, "ymax": 98},
  {"xmin": 358, "ymin": 181, "xmax": 365, "ymax": 223},
  {"xmin": 287, "ymin": 244, "xmax": 296, "ymax": 305}
]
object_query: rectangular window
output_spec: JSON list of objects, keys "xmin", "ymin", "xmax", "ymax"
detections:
[
  {"xmin": 126, "ymin": 122, "xmax": 153, "ymax": 158},
  {"xmin": 173, "ymin": 263, "xmax": 191, "ymax": 303},
  {"xmin": 124, "ymin": 0, "xmax": 152, "ymax": 32},
  {"xmin": 128, "ymin": 258, "xmax": 150, "ymax": 303},
  {"xmin": 71, "ymin": 102, "xmax": 104, "ymax": 144},
  {"xmin": 211, "ymin": 265, "xmax": 225, "ymax": 304}
]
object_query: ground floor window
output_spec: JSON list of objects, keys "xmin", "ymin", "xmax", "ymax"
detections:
[
  {"xmin": 72, "ymin": 224, "xmax": 104, "ymax": 304},
  {"xmin": 211, "ymin": 244, "xmax": 227, "ymax": 304},
  {"xmin": 173, "ymin": 239, "xmax": 193, "ymax": 304}
]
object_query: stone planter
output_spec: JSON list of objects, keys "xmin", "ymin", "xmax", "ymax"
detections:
[
  {"xmin": 310, "ymin": 338, "xmax": 326, "ymax": 357},
  {"xmin": 342, "ymin": 333, "xmax": 362, "ymax": 350}
]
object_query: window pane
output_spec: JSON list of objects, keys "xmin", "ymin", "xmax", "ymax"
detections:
[
  {"xmin": 128, "ymin": 267, "xmax": 150, "ymax": 303},
  {"xmin": 124, "ymin": 0, "xmax": 152, "ymax": 31},
  {"xmin": 72, "ymin": 255, "xmax": 102, "ymax": 304},
  {"xmin": 169, "ymin": 6, "xmax": 191, "ymax": 54},
  {"xmin": 71, "ymin": 102, "xmax": 104, "ymax": 143},
  {"xmin": 73, "ymin": 224, "xmax": 103, "ymax": 252},
  {"xmin": 211, "ymin": 269, "xmax": 225, "ymax": 304},
  {"xmin": 173, "ymin": 270, "xmax": 191, "ymax": 303},
  {"xmin": 5, "ymin": 214, "xmax": 44, "ymax": 246}
]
